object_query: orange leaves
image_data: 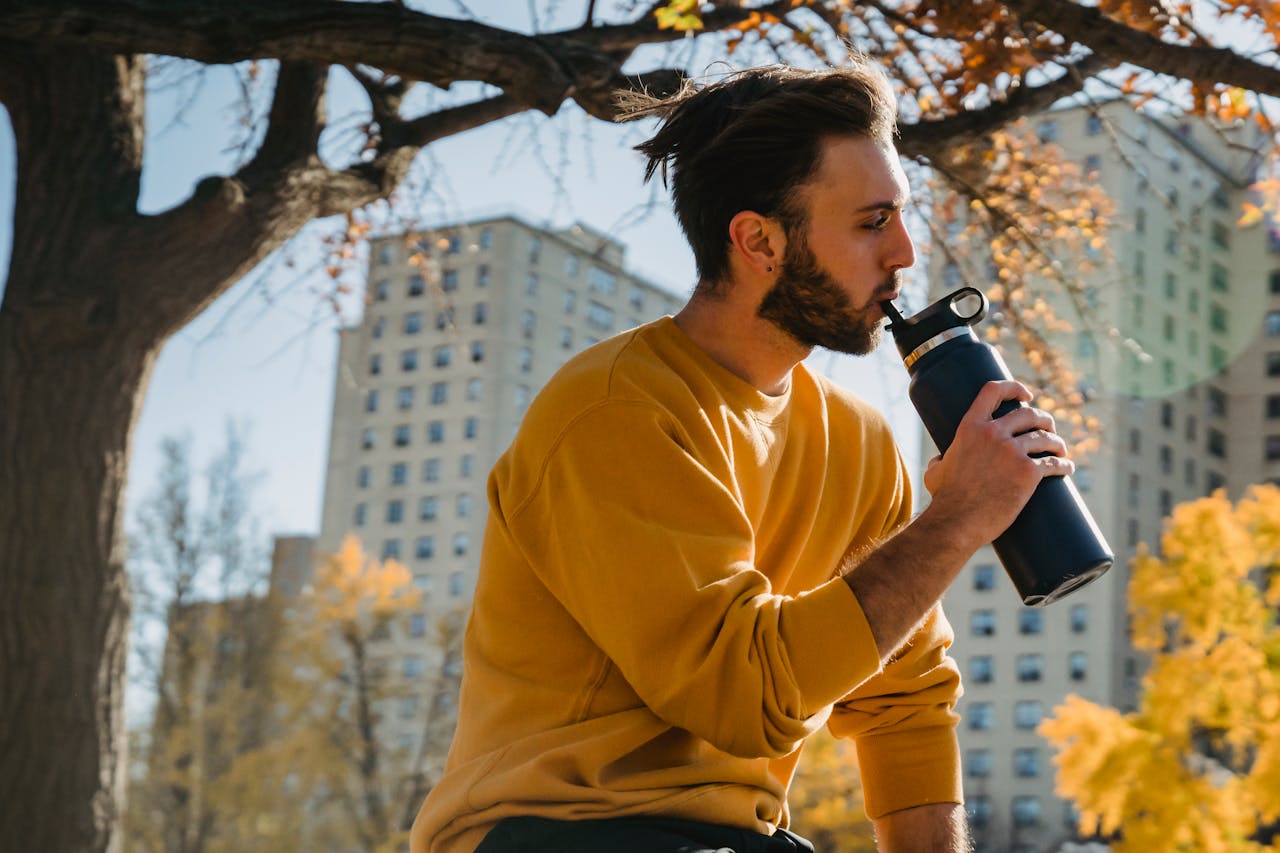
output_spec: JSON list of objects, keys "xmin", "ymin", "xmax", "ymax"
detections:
[
  {"xmin": 1042, "ymin": 485, "xmax": 1280, "ymax": 851},
  {"xmin": 312, "ymin": 535, "xmax": 421, "ymax": 628}
]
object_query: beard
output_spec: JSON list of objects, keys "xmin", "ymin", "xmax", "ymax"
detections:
[{"xmin": 756, "ymin": 230, "xmax": 898, "ymax": 356}]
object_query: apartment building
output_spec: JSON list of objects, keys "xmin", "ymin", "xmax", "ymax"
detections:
[
  {"xmin": 315, "ymin": 214, "xmax": 684, "ymax": 766},
  {"xmin": 932, "ymin": 101, "xmax": 1280, "ymax": 852}
]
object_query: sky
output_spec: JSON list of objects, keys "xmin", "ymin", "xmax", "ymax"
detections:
[{"xmin": 0, "ymin": 1, "xmax": 921, "ymax": 551}]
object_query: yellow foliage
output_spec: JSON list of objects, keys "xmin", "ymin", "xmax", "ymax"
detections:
[
  {"xmin": 787, "ymin": 729, "xmax": 877, "ymax": 852},
  {"xmin": 1041, "ymin": 485, "xmax": 1280, "ymax": 852},
  {"xmin": 315, "ymin": 535, "xmax": 421, "ymax": 627}
]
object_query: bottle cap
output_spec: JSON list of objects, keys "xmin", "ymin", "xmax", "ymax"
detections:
[{"xmin": 881, "ymin": 287, "xmax": 988, "ymax": 364}]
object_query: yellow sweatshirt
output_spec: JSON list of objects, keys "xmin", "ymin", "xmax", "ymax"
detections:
[{"xmin": 410, "ymin": 317, "xmax": 963, "ymax": 852}]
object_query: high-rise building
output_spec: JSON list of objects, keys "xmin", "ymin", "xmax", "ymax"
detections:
[
  {"xmin": 930, "ymin": 102, "xmax": 1280, "ymax": 852},
  {"xmin": 316, "ymin": 214, "xmax": 685, "ymax": 767}
]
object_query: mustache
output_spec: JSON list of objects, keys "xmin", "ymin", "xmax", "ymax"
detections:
[{"xmin": 868, "ymin": 271, "xmax": 904, "ymax": 307}]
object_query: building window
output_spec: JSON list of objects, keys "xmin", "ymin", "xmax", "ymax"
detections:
[
  {"xmin": 386, "ymin": 500, "xmax": 404, "ymax": 524},
  {"xmin": 1012, "ymin": 796, "xmax": 1041, "ymax": 827},
  {"xmin": 474, "ymin": 302, "xmax": 488, "ymax": 325},
  {"xmin": 434, "ymin": 345, "xmax": 453, "ymax": 368},
  {"xmin": 394, "ymin": 425, "xmax": 410, "ymax": 448},
  {"xmin": 365, "ymin": 389, "xmax": 379, "ymax": 413},
  {"xmin": 465, "ymin": 378, "xmax": 483, "ymax": 401},
  {"xmin": 969, "ymin": 702, "xmax": 994, "ymax": 731},
  {"xmin": 464, "ymin": 417, "xmax": 479, "ymax": 439},
  {"xmin": 404, "ymin": 312, "xmax": 423, "ymax": 335},
  {"xmin": 521, "ymin": 310, "xmax": 536, "ymax": 339},
  {"xmin": 629, "ymin": 284, "xmax": 646, "ymax": 311},
  {"xmin": 373, "ymin": 279, "xmax": 390, "ymax": 301},
  {"xmin": 1208, "ymin": 428, "xmax": 1227, "ymax": 458},
  {"xmin": 415, "ymin": 535, "xmax": 434, "ymax": 559},
  {"xmin": 974, "ymin": 564, "xmax": 996, "ymax": 592},
  {"xmin": 563, "ymin": 290, "xmax": 577, "ymax": 313},
  {"xmin": 525, "ymin": 271, "xmax": 539, "ymax": 296},
  {"xmin": 528, "ymin": 236, "xmax": 542, "ymax": 264},
  {"xmin": 449, "ymin": 570, "xmax": 466, "ymax": 597},
  {"xmin": 1019, "ymin": 610, "xmax": 1043, "ymax": 636},
  {"xmin": 565, "ymin": 254, "xmax": 580, "ymax": 277},
  {"xmin": 453, "ymin": 533, "xmax": 469, "ymax": 556},
  {"xmin": 431, "ymin": 382, "xmax": 448, "ymax": 406},
  {"xmin": 442, "ymin": 269, "xmax": 458, "ymax": 292},
  {"xmin": 409, "ymin": 613, "xmax": 426, "ymax": 638},
  {"xmin": 435, "ymin": 308, "xmax": 454, "ymax": 330},
  {"xmin": 1211, "ymin": 221, "xmax": 1231, "ymax": 251},
  {"xmin": 428, "ymin": 421, "xmax": 444, "ymax": 443},
  {"xmin": 371, "ymin": 316, "xmax": 386, "ymax": 338},
  {"xmin": 479, "ymin": 227, "xmax": 493, "ymax": 250},
  {"xmin": 403, "ymin": 655, "xmax": 424, "ymax": 678},
  {"xmin": 971, "ymin": 610, "xmax": 996, "ymax": 637},
  {"xmin": 357, "ymin": 465, "xmax": 372, "ymax": 488},
  {"xmin": 1160, "ymin": 401, "xmax": 1174, "ymax": 428},
  {"xmin": 447, "ymin": 233, "xmax": 462, "ymax": 255},
  {"xmin": 391, "ymin": 462, "xmax": 407, "ymax": 486},
  {"xmin": 1268, "ymin": 311, "xmax": 1280, "ymax": 338},
  {"xmin": 966, "ymin": 797, "xmax": 992, "ymax": 829},
  {"xmin": 408, "ymin": 274, "xmax": 425, "ymax": 297},
  {"xmin": 1084, "ymin": 154, "xmax": 1102, "ymax": 175},
  {"xmin": 377, "ymin": 244, "xmax": 393, "ymax": 265},
  {"xmin": 588, "ymin": 265, "xmax": 618, "ymax": 295},
  {"xmin": 1036, "ymin": 119, "xmax": 1058, "ymax": 142},
  {"xmin": 586, "ymin": 301, "xmax": 615, "ymax": 331},
  {"xmin": 970, "ymin": 656, "xmax": 994, "ymax": 684},
  {"xmin": 1269, "ymin": 352, "xmax": 1280, "ymax": 377},
  {"xmin": 1267, "ymin": 394, "xmax": 1280, "ymax": 419},
  {"xmin": 1267, "ymin": 436, "xmax": 1280, "ymax": 462},
  {"xmin": 1014, "ymin": 748, "xmax": 1041, "ymax": 778},
  {"xmin": 382, "ymin": 539, "xmax": 401, "ymax": 560},
  {"xmin": 967, "ymin": 749, "xmax": 992, "ymax": 778},
  {"xmin": 362, "ymin": 428, "xmax": 375, "ymax": 450},
  {"xmin": 471, "ymin": 341, "xmax": 485, "ymax": 363},
  {"xmin": 1017, "ymin": 654, "xmax": 1043, "ymax": 682},
  {"xmin": 1160, "ymin": 444, "xmax": 1173, "ymax": 474},
  {"xmin": 561, "ymin": 326, "xmax": 574, "ymax": 350},
  {"xmin": 460, "ymin": 454, "xmax": 474, "ymax": 479},
  {"xmin": 1015, "ymin": 701, "xmax": 1043, "ymax": 729},
  {"xmin": 353, "ymin": 503, "xmax": 366, "ymax": 526},
  {"xmin": 401, "ymin": 349, "xmax": 419, "ymax": 372},
  {"xmin": 419, "ymin": 497, "xmax": 437, "ymax": 521},
  {"xmin": 397, "ymin": 386, "xmax": 413, "ymax": 410},
  {"xmin": 1086, "ymin": 113, "xmax": 1104, "ymax": 135},
  {"xmin": 1069, "ymin": 651, "xmax": 1088, "ymax": 681},
  {"xmin": 477, "ymin": 264, "xmax": 490, "ymax": 287},
  {"xmin": 370, "ymin": 354, "xmax": 382, "ymax": 376},
  {"xmin": 1208, "ymin": 387, "xmax": 1228, "ymax": 417},
  {"xmin": 423, "ymin": 458, "xmax": 441, "ymax": 482},
  {"xmin": 1129, "ymin": 428, "xmax": 1141, "ymax": 454}
]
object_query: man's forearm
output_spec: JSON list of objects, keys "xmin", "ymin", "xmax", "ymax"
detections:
[
  {"xmin": 873, "ymin": 803, "xmax": 969, "ymax": 853},
  {"xmin": 841, "ymin": 501, "xmax": 981, "ymax": 662}
]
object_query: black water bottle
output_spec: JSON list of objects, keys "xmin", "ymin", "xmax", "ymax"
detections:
[{"xmin": 882, "ymin": 287, "xmax": 1113, "ymax": 606}]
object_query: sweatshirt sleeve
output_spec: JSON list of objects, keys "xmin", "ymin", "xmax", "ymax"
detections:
[
  {"xmin": 827, "ymin": 453, "xmax": 965, "ymax": 820},
  {"xmin": 502, "ymin": 400, "xmax": 885, "ymax": 759}
]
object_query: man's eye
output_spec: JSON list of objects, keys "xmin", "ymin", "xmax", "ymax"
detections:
[{"xmin": 866, "ymin": 214, "xmax": 891, "ymax": 231}]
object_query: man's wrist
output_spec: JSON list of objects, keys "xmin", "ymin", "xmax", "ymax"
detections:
[{"xmin": 872, "ymin": 802, "xmax": 969, "ymax": 853}]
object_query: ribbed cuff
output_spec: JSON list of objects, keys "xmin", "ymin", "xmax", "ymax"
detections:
[{"xmin": 854, "ymin": 725, "xmax": 963, "ymax": 820}]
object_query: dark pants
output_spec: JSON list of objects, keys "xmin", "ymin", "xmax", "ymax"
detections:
[{"xmin": 475, "ymin": 815, "xmax": 816, "ymax": 853}]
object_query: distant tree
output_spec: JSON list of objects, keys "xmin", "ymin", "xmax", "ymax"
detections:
[
  {"xmin": 4, "ymin": 2, "xmax": 1280, "ymax": 849},
  {"xmin": 1040, "ymin": 484, "xmax": 1280, "ymax": 852},
  {"xmin": 122, "ymin": 423, "xmax": 272, "ymax": 853},
  {"xmin": 201, "ymin": 537, "xmax": 464, "ymax": 853}
]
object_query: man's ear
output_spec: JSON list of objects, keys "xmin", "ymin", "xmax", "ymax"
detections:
[{"xmin": 727, "ymin": 210, "xmax": 786, "ymax": 275}]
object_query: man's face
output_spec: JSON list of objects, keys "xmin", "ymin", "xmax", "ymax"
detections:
[{"xmin": 756, "ymin": 135, "xmax": 915, "ymax": 356}]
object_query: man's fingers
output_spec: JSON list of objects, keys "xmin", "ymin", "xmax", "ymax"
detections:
[{"xmin": 969, "ymin": 380, "xmax": 1034, "ymax": 421}]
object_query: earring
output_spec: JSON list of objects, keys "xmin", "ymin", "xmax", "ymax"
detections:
[{"xmin": 766, "ymin": 266, "xmax": 773, "ymax": 272}]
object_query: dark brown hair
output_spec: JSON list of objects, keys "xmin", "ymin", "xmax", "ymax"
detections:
[{"xmin": 624, "ymin": 62, "xmax": 897, "ymax": 287}]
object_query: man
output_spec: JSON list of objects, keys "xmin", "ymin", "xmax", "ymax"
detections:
[{"xmin": 410, "ymin": 61, "xmax": 1072, "ymax": 853}]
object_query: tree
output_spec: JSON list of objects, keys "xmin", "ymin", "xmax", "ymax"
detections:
[
  {"xmin": 2, "ymin": 1, "xmax": 1279, "ymax": 849},
  {"xmin": 195, "ymin": 536, "xmax": 464, "ymax": 853},
  {"xmin": 1040, "ymin": 484, "xmax": 1280, "ymax": 852},
  {"xmin": 122, "ymin": 424, "xmax": 272, "ymax": 853}
]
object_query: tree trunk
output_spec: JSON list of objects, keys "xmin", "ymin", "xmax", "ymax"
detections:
[{"xmin": 0, "ymin": 316, "xmax": 156, "ymax": 853}]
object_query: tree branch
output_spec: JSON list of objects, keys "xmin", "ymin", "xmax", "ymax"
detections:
[
  {"xmin": 239, "ymin": 61, "xmax": 327, "ymax": 180},
  {"xmin": 1001, "ymin": 0, "xmax": 1280, "ymax": 95},
  {"xmin": 898, "ymin": 52, "xmax": 1116, "ymax": 158}
]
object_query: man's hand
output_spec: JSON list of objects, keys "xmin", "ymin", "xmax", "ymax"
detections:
[
  {"xmin": 873, "ymin": 803, "xmax": 969, "ymax": 853},
  {"xmin": 923, "ymin": 379, "xmax": 1073, "ymax": 551}
]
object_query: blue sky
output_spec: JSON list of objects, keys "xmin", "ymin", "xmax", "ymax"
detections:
[{"xmin": 0, "ymin": 2, "xmax": 919, "ymax": 546}]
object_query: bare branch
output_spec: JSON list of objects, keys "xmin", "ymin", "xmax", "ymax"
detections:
[
  {"xmin": 240, "ymin": 61, "xmax": 327, "ymax": 179},
  {"xmin": 1001, "ymin": 0, "xmax": 1280, "ymax": 94}
]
